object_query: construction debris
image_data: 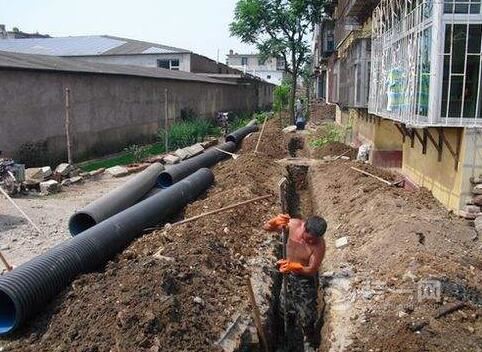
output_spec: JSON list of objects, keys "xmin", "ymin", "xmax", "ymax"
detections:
[
  {"xmin": 163, "ymin": 154, "xmax": 181, "ymax": 165},
  {"xmin": 106, "ymin": 165, "xmax": 129, "ymax": 178},
  {"xmin": 40, "ymin": 180, "xmax": 60, "ymax": 194},
  {"xmin": 335, "ymin": 236, "xmax": 349, "ymax": 249},
  {"xmin": 54, "ymin": 163, "xmax": 73, "ymax": 177}
]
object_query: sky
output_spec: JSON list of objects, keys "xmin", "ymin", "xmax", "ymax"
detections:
[{"xmin": 0, "ymin": 0, "xmax": 257, "ymax": 61}]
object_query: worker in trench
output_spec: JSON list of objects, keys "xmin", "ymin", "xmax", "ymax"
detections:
[{"xmin": 264, "ymin": 214, "xmax": 327, "ymax": 350}]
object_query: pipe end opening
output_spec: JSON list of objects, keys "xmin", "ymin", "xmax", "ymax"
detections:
[
  {"xmin": 157, "ymin": 173, "xmax": 173, "ymax": 188},
  {"xmin": 69, "ymin": 213, "xmax": 97, "ymax": 236},
  {"xmin": 0, "ymin": 290, "xmax": 17, "ymax": 335},
  {"xmin": 225, "ymin": 136, "xmax": 236, "ymax": 144}
]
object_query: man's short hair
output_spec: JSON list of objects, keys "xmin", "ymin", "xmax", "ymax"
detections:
[{"xmin": 305, "ymin": 216, "xmax": 327, "ymax": 238}]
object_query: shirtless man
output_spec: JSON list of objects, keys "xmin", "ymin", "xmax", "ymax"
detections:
[{"xmin": 264, "ymin": 214, "xmax": 327, "ymax": 349}]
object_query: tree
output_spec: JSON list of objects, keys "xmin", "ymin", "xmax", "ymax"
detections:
[{"xmin": 230, "ymin": 0, "xmax": 325, "ymax": 123}]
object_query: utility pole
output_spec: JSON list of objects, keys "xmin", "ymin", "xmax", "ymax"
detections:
[
  {"xmin": 64, "ymin": 88, "xmax": 73, "ymax": 165},
  {"xmin": 164, "ymin": 88, "xmax": 169, "ymax": 153}
]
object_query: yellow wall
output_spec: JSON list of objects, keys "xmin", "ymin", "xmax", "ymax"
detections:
[{"xmin": 402, "ymin": 128, "xmax": 465, "ymax": 211}]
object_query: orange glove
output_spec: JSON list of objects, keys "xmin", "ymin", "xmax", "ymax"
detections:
[
  {"xmin": 263, "ymin": 214, "xmax": 290, "ymax": 231},
  {"xmin": 277, "ymin": 259, "xmax": 303, "ymax": 273}
]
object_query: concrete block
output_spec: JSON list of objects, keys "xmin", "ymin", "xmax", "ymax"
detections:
[
  {"xmin": 61, "ymin": 179, "xmax": 72, "ymax": 187},
  {"xmin": 474, "ymin": 216, "xmax": 482, "ymax": 236},
  {"xmin": 282, "ymin": 125, "xmax": 297, "ymax": 134},
  {"xmin": 89, "ymin": 168, "xmax": 105, "ymax": 177},
  {"xmin": 464, "ymin": 205, "xmax": 481, "ymax": 214},
  {"xmin": 54, "ymin": 163, "xmax": 73, "ymax": 177},
  {"xmin": 175, "ymin": 148, "xmax": 191, "ymax": 160},
  {"xmin": 40, "ymin": 180, "xmax": 60, "ymax": 194},
  {"xmin": 106, "ymin": 166, "xmax": 129, "ymax": 178},
  {"xmin": 201, "ymin": 139, "xmax": 218, "ymax": 149},
  {"xmin": 185, "ymin": 143, "xmax": 204, "ymax": 157},
  {"xmin": 40, "ymin": 166, "xmax": 52, "ymax": 179},
  {"xmin": 470, "ymin": 176, "xmax": 482, "ymax": 185},
  {"xmin": 26, "ymin": 166, "xmax": 52, "ymax": 180},
  {"xmin": 473, "ymin": 195, "xmax": 482, "ymax": 206},
  {"xmin": 459, "ymin": 210, "xmax": 481, "ymax": 220},
  {"xmin": 163, "ymin": 154, "xmax": 181, "ymax": 165},
  {"xmin": 69, "ymin": 176, "xmax": 83, "ymax": 184},
  {"xmin": 335, "ymin": 236, "xmax": 349, "ymax": 249},
  {"xmin": 473, "ymin": 184, "xmax": 482, "ymax": 195}
]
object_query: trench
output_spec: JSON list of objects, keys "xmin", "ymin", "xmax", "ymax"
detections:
[{"xmin": 224, "ymin": 135, "xmax": 325, "ymax": 352}]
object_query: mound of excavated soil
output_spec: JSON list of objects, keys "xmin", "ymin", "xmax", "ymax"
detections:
[
  {"xmin": 311, "ymin": 161, "xmax": 482, "ymax": 352},
  {"xmin": 311, "ymin": 141, "xmax": 357, "ymax": 160},
  {"xmin": 1, "ymin": 123, "xmax": 286, "ymax": 352}
]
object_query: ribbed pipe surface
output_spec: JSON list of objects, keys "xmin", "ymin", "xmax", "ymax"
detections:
[
  {"xmin": 157, "ymin": 142, "xmax": 235, "ymax": 188},
  {"xmin": 0, "ymin": 168, "xmax": 214, "ymax": 335},
  {"xmin": 69, "ymin": 163, "xmax": 164, "ymax": 236},
  {"xmin": 225, "ymin": 125, "xmax": 259, "ymax": 145}
]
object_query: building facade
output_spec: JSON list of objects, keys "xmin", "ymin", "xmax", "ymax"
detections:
[
  {"xmin": 317, "ymin": 0, "xmax": 482, "ymax": 214},
  {"xmin": 226, "ymin": 51, "xmax": 287, "ymax": 85},
  {"xmin": 0, "ymin": 35, "xmax": 240, "ymax": 75},
  {"xmin": 312, "ymin": 18, "xmax": 335, "ymax": 100}
]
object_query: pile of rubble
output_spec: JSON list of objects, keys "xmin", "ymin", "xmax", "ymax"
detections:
[
  {"xmin": 460, "ymin": 175, "xmax": 482, "ymax": 238},
  {"xmin": 22, "ymin": 138, "xmax": 220, "ymax": 196},
  {"xmin": 24, "ymin": 163, "xmax": 106, "ymax": 195}
]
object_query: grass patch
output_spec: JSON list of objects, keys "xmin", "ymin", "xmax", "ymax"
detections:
[{"xmin": 79, "ymin": 143, "xmax": 165, "ymax": 172}]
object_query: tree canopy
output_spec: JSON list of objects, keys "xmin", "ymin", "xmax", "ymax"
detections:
[
  {"xmin": 230, "ymin": 0, "xmax": 325, "ymax": 75},
  {"xmin": 230, "ymin": 0, "xmax": 326, "ymax": 122}
]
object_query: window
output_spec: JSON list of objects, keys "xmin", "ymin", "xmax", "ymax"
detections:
[
  {"xmin": 442, "ymin": 23, "xmax": 482, "ymax": 118},
  {"xmin": 444, "ymin": 0, "xmax": 481, "ymax": 14},
  {"xmin": 241, "ymin": 57, "xmax": 248, "ymax": 66},
  {"xmin": 267, "ymin": 75, "xmax": 271, "ymax": 79},
  {"xmin": 157, "ymin": 59, "xmax": 170, "ymax": 69},
  {"xmin": 258, "ymin": 58, "xmax": 265, "ymax": 66},
  {"xmin": 157, "ymin": 59, "xmax": 180, "ymax": 70}
]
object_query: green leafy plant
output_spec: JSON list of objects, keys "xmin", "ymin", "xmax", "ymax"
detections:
[
  {"xmin": 123, "ymin": 144, "xmax": 147, "ymax": 163},
  {"xmin": 310, "ymin": 123, "xmax": 346, "ymax": 148},
  {"xmin": 158, "ymin": 119, "xmax": 220, "ymax": 151}
]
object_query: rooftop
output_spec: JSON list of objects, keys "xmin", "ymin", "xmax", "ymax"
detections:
[
  {"xmin": 0, "ymin": 51, "xmax": 232, "ymax": 85},
  {"xmin": 0, "ymin": 35, "xmax": 190, "ymax": 57}
]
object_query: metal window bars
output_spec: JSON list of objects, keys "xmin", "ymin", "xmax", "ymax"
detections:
[{"xmin": 369, "ymin": 0, "xmax": 482, "ymax": 127}]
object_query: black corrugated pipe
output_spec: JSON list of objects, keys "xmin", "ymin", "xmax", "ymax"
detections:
[
  {"xmin": 157, "ymin": 142, "xmax": 235, "ymax": 188},
  {"xmin": 69, "ymin": 163, "xmax": 164, "ymax": 236},
  {"xmin": 225, "ymin": 125, "xmax": 259, "ymax": 145},
  {"xmin": 0, "ymin": 168, "xmax": 214, "ymax": 336}
]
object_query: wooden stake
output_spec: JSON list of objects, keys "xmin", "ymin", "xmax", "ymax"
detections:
[
  {"xmin": 350, "ymin": 166, "xmax": 393, "ymax": 186},
  {"xmin": 254, "ymin": 114, "xmax": 269, "ymax": 154},
  {"xmin": 64, "ymin": 88, "xmax": 73, "ymax": 165},
  {"xmin": 146, "ymin": 195, "xmax": 271, "ymax": 232},
  {"xmin": 164, "ymin": 88, "xmax": 169, "ymax": 152},
  {"xmin": 246, "ymin": 278, "xmax": 270, "ymax": 352},
  {"xmin": 0, "ymin": 186, "xmax": 42, "ymax": 234},
  {"xmin": 0, "ymin": 251, "xmax": 13, "ymax": 272}
]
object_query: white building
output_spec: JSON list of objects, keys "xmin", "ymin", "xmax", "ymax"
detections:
[
  {"xmin": 226, "ymin": 51, "xmax": 287, "ymax": 85},
  {"xmin": 0, "ymin": 35, "xmax": 239, "ymax": 74}
]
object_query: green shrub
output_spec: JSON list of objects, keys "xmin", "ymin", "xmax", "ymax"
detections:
[
  {"xmin": 310, "ymin": 123, "xmax": 347, "ymax": 148},
  {"xmin": 158, "ymin": 119, "xmax": 220, "ymax": 151},
  {"xmin": 123, "ymin": 144, "xmax": 147, "ymax": 163}
]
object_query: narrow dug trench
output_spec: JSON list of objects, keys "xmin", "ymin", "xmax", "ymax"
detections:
[{"xmin": 239, "ymin": 134, "xmax": 326, "ymax": 352}]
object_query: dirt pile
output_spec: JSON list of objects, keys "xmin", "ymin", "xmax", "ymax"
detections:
[
  {"xmin": 310, "ymin": 161, "xmax": 482, "ymax": 352},
  {"xmin": 1, "ymin": 123, "xmax": 286, "ymax": 352}
]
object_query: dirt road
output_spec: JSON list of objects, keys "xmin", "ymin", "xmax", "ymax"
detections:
[{"xmin": 0, "ymin": 174, "xmax": 134, "ymax": 267}]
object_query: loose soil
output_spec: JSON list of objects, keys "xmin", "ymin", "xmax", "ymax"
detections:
[
  {"xmin": 1, "ymin": 117, "xmax": 481, "ymax": 352},
  {"xmin": 311, "ymin": 161, "xmax": 482, "ymax": 352},
  {"xmin": 0, "ymin": 119, "xmax": 286, "ymax": 352}
]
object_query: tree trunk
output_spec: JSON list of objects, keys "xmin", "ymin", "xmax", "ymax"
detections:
[{"xmin": 290, "ymin": 70, "xmax": 297, "ymax": 126}]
